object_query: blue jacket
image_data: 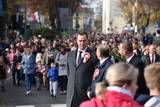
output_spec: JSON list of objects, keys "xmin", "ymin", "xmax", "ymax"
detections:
[
  {"xmin": 87, "ymin": 57, "xmax": 113, "ymax": 98},
  {"xmin": 47, "ymin": 67, "xmax": 58, "ymax": 82}
]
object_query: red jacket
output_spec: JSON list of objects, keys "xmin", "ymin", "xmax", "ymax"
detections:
[{"xmin": 80, "ymin": 91, "xmax": 143, "ymax": 107}]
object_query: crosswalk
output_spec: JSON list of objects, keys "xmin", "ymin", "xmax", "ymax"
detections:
[
  {"xmin": 0, "ymin": 73, "xmax": 66, "ymax": 107},
  {"xmin": 16, "ymin": 106, "xmax": 35, "ymax": 107},
  {"xmin": 50, "ymin": 104, "xmax": 66, "ymax": 107},
  {"xmin": 2, "ymin": 104, "xmax": 66, "ymax": 107}
]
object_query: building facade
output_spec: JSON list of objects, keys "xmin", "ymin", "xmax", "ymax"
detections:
[
  {"xmin": 72, "ymin": 7, "xmax": 94, "ymax": 33},
  {"xmin": 102, "ymin": 0, "xmax": 127, "ymax": 34}
]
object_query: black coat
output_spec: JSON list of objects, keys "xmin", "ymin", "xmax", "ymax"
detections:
[
  {"xmin": 128, "ymin": 54, "xmax": 149, "ymax": 95},
  {"xmin": 87, "ymin": 57, "xmax": 113, "ymax": 98},
  {"xmin": 136, "ymin": 94, "xmax": 152, "ymax": 105},
  {"xmin": 0, "ymin": 65, "xmax": 6, "ymax": 80},
  {"xmin": 12, "ymin": 54, "xmax": 22, "ymax": 70},
  {"xmin": 141, "ymin": 54, "xmax": 160, "ymax": 66},
  {"xmin": 66, "ymin": 48, "xmax": 98, "ymax": 107}
]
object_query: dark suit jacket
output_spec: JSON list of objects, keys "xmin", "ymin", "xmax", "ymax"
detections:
[
  {"xmin": 66, "ymin": 48, "xmax": 98, "ymax": 107},
  {"xmin": 128, "ymin": 54, "xmax": 149, "ymax": 95},
  {"xmin": 136, "ymin": 94, "xmax": 152, "ymax": 105},
  {"xmin": 12, "ymin": 54, "xmax": 22, "ymax": 70},
  {"xmin": 141, "ymin": 54, "xmax": 160, "ymax": 66},
  {"xmin": 87, "ymin": 57, "xmax": 113, "ymax": 98}
]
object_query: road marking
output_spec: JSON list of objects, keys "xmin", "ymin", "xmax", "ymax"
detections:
[
  {"xmin": 50, "ymin": 104, "xmax": 66, "ymax": 107},
  {"xmin": 15, "ymin": 104, "xmax": 66, "ymax": 107},
  {"xmin": 16, "ymin": 105, "xmax": 35, "ymax": 107}
]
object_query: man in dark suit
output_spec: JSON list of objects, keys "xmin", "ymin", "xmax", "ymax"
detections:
[
  {"xmin": 118, "ymin": 41, "xmax": 148, "ymax": 95},
  {"xmin": 142, "ymin": 44, "xmax": 160, "ymax": 66},
  {"xmin": 87, "ymin": 44, "xmax": 113, "ymax": 98},
  {"xmin": 66, "ymin": 32, "xmax": 98, "ymax": 107}
]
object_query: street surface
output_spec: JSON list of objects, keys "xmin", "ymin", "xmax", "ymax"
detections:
[{"xmin": 0, "ymin": 74, "xmax": 66, "ymax": 107}]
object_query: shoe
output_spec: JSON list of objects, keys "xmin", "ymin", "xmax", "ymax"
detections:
[
  {"xmin": 37, "ymin": 88, "xmax": 41, "ymax": 91},
  {"xmin": 63, "ymin": 90, "xmax": 67, "ymax": 94},
  {"xmin": 53, "ymin": 95, "xmax": 56, "ymax": 100},
  {"xmin": 17, "ymin": 82, "xmax": 20, "ymax": 87},
  {"xmin": 26, "ymin": 90, "xmax": 31, "ymax": 95},
  {"xmin": 60, "ymin": 91, "xmax": 63, "ymax": 95},
  {"xmin": 51, "ymin": 94, "xmax": 53, "ymax": 97},
  {"xmin": 13, "ymin": 82, "xmax": 16, "ymax": 85},
  {"xmin": 17, "ymin": 84, "xmax": 20, "ymax": 87}
]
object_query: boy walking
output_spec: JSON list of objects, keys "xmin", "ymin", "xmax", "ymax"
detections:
[{"xmin": 47, "ymin": 63, "xmax": 58, "ymax": 98}]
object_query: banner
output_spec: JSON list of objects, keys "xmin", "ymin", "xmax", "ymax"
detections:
[
  {"xmin": 0, "ymin": 0, "xmax": 3, "ymax": 16},
  {"xmin": 85, "ymin": 17, "xmax": 91, "ymax": 25}
]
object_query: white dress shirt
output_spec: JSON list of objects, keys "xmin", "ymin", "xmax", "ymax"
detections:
[
  {"xmin": 126, "ymin": 54, "xmax": 134, "ymax": 63},
  {"xmin": 76, "ymin": 48, "xmax": 87, "ymax": 65}
]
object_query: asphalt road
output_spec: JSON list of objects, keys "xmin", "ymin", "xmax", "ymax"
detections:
[{"xmin": 0, "ymin": 74, "xmax": 66, "ymax": 107}]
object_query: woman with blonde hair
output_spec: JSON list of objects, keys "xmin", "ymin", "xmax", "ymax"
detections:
[
  {"xmin": 21, "ymin": 46, "xmax": 36, "ymax": 95},
  {"xmin": 80, "ymin": 63, "xmax": 143, "ymax": 107}
]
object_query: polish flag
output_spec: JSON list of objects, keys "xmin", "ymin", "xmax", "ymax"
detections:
[
  {"xmin": 34, "ymin": 11, "xmax": 39, "ymax": 22},
  {"xmin": 31, "ymin": 11, "xmax": 39, "ymax": 22},
  {"xmin": 31, "ymin": 13, "xmax": 36, "ymax": 21}
]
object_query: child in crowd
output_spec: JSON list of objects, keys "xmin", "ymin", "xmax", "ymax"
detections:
[
  {"xmin": 42, "ymin": 70, "xmax": 48, "ymax": 87},
  {"xmin": 80, "ymin": 63, "xmax": 143, "ymax": 107},
  {"xmin": 136, "ymin": 63, "xmax": 160, "ymax": 106},
  {"xmin": 36, "ymin": 60, "xmax": 45, "ymax": 90},
  {"xmin": 47, "ymin": 63, "xmax": 58, "ymax": 98}
]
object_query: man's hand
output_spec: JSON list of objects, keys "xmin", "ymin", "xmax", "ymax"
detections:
[{"xmin": 60, "ymin": 64, "xmax": 65, "ymax": 66}]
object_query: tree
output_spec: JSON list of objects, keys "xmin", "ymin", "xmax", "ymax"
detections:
[
  {"xmin": 6, "ymin": 0, "xmax": 23, "ymax": 16},
  {"xmin": 0, "ymin": 0, "xmax": 6, "ymax": 38},
  {"xmin": 0, "ymin": 0, "xmax": 22, "ymax": 38},
  {"xmin": 27, "ymin": 0, "xmax": 85, "ymax": 30},
  {"xmin": 119, "ymin": 0, "xmax": 160, "ymax": 33},
  {"xmin": 2, "ymin": 0, "xmax": 86, "ymax": 37}
]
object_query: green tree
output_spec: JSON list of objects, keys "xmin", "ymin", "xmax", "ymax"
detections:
[{"xmin": 6, "ymin": 0, "xmax": 23, "ymax": 16}]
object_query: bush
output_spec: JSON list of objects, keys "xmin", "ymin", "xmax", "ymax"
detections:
[
  {"xmin": 26, "ymin": 27, "xmax": 57, "ymax": 39},
  {"xmin": 59, "ymin": 31, "xmax": 70, "ymax": 38}
]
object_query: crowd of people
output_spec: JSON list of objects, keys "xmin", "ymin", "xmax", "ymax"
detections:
[{"xmin": 0, "ymin": 31, "xmax": 160, "ymax": 107}]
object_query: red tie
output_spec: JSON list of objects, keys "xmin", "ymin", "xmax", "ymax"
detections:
[{"xmin": 152, "ymin": 55, "xmax": 154, "ymax": 64}]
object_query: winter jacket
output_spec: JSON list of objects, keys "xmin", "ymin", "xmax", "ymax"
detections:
[
  {"xmin": 80, "ymin": 90, "xmax": 143, "ymax": 107},
  {"xmin": 21, "ymin": 54, "xmax": 36, "ymax": 74},
  {"xmin": 145, "ymin": 96, "xmax": 160, "ymax": 107},
  {"xmin": 55, "ymin": 51, "xmax": 68, "ymax": 76},
  {"xmin": 47, "ymin": 67, "xmax": 58, "ymax": 82}
]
